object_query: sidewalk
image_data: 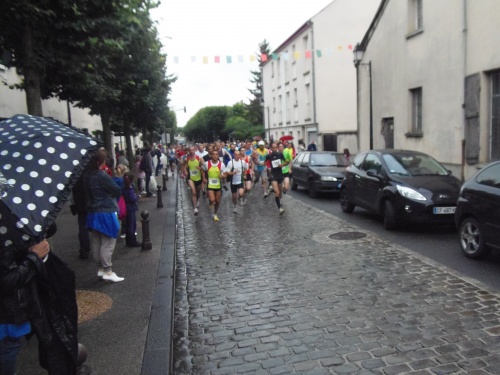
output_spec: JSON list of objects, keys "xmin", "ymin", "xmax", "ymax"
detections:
[
  {"xmin": 17, "ymin": 174, "xmax": 177, "ymax": 375},
  {"xmin": 173, "ymin": 182, "xmax": 500, "ymax": 374}
]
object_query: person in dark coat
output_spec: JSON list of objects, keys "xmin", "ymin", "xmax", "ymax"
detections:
[
  {"xmin": 122, "ymin": 172, "xmax": 141, "ymax": 247},
  {"xmin": 307, "ymin": 140, "xmax": 317, "ymax": 151},
  {"xmin": 71, "ymin": 176, "xmax": 91, "ymax": 260},
  {"xmin": 141, "ymin": 143, "xmax": 154, "ymax": 197},
  {"xmin": 0, "ymin": 225, "xmax": 86, "ymax": 374}
]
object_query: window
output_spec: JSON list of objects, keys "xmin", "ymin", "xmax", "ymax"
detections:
[
  {"xmin": 476, "ymin": 163, "xmax": 500, "ymax": 188},
  {"xmin": 410, "ymin": 88, "xmax": 422, "ymax": 134},
  {"xmin": 362, "ymin": 154, "xmax": 382, "ymax": 174},
  {"xmin": 352, "ymin": 154, "xmax": 366, "ymax": 169},
  {"xmin": 407, "ymin": 0, "xmax": 423, "ymax": 36}
]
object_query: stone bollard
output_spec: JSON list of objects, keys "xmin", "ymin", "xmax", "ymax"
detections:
[
  {"xmin": 141, "ymin": 210, "xmax": 152, "ymax": 251},
  {"xmin": 157, "ymin": 185, "xmax": 163, "ymax": 208},
  {"xmin": 162, "ymin": 173, "xmax": 168, "ymax": 191}
]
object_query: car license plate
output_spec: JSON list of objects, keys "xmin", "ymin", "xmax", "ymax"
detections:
[{"xmin": 433, "ymin": 207, "xmax": 456, "ymax": 214}]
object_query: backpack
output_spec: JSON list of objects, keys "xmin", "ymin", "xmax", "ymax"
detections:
[
  {"xmin": 118, "ymin": 195, "xmax": 127, "ymax": 221},
  {"xmin": 139, "ymin": 155, "xmax": 148, "ymax": 171}
]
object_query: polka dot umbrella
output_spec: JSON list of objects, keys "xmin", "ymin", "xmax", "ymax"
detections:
[{"xmin": 0, "ymin": 114, "xmax": 102, "ymax": 250}]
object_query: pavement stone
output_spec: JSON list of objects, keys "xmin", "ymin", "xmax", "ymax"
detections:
[{"xmin": 173, "ymin": 179, "xmax": 500, "ymax": 374}]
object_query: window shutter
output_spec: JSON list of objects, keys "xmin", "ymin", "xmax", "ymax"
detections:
[{"xmin": 464, "ymin": 74, "xmax": 480, "ymax": 164}]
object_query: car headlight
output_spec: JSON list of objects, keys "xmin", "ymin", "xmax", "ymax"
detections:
[
  {"xmin": 321, "ymin": 176, "xmax": 338, "ymax": 181},
  {"xmin": 396, "ymin": 185, "xmax": 426, "ymax": 201}
]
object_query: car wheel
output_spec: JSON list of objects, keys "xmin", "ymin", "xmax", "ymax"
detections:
[
  {"xmin": 291, "ymin": 180, "xmax": 298, "ymax": 191},
  {"xmin": 383, "ymin": 200, "xmax": 398, "ymax": 231},
  {"xmin": 308, "ymin": 181, "xmax": 318, "ymax": 198},
  {"xmin": 459, "ymin": 217, "xmax": 489, "ymax": 259},
  {"xmin": 340, "ymin": 189, "xmax": 354, "ymax": 213}
]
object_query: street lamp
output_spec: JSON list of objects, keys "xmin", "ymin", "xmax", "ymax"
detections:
[{"xmin": 353, "ymin": 43, "xmax": 373, "ymax": 150}]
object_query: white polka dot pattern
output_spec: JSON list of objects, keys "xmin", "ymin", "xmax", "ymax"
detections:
[{"xmin": 0, "ymin": 114, "xmax": 100, "ymax": 248}]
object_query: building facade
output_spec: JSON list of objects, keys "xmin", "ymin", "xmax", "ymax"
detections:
[
  {"xmin": 355, "ymin": 0, "xmax": 500, "ymax": 180},
  {"xmin": 261, "ymin": 0, "xmax": 381, "ymax": 151}
]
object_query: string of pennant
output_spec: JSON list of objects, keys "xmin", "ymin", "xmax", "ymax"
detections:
[{"xmin": 168, "ymin": 44, "xmax": 354, "ymax": 64}]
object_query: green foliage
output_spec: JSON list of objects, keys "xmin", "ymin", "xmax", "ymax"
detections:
[
  {"xmin": 183, "ymin": 106, "xmax": 230, "ymax": 142},
  {"xmin": 0, "ymin": 0, "xmax": 174, "ymax": 151},
  {"xmin": 246, "ymin": 40, "xmax": 271, "ymax": 127}
]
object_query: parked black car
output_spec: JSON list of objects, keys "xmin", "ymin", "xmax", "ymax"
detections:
[
  {"xmin": 340, "ymin": 149, "xmax": 462, "ymax": 230},
  {"xmin": 291, "ymin": 151, "xmax": 350, "ymax": 197},
  {"xmin": 455, "ymin": 161, "xmax": 500, "ymax": 259}
]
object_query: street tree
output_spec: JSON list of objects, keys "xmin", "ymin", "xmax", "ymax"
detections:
[{"xmin": 246, "ymin": 40, "xmax": 271, "ymax": 129}]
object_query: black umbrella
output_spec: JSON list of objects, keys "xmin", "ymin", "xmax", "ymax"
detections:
[{"xmin": 0, "ymin": 114, "xmax": 101, "ymax": 250}]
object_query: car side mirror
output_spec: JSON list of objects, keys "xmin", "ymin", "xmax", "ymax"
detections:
[{"xmin": 367, "ymin": 169, "xmax": 383, "ymax": 179}]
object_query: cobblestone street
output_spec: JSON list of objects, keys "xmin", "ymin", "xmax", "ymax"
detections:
[{"xmin": 173, "ymin": 182, "xmax": 500, "ymax": 375}]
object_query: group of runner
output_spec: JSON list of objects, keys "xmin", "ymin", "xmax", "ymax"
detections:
[{"xmin": 177, "ymin": 140, "xmax": 295, "ymax": 222}]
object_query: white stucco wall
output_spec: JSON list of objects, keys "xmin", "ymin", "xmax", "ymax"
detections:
[
  {"xmin": 313, "ymin": 0, "xmax": 381, "ymax": 139},
  {"xmin": 262, "ymin": 0, "xmax": 381, "ymax": 151},
  {"xmin": 356, "ymin": 0, "xmax": 500, "ymax": 179},
  {"xmin": 0, "ymin": 67, "xmax": 103, "ymax": 133}
]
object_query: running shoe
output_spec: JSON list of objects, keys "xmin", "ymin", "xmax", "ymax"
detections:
[
  {"xmin": 279, "ymin": 207, "xmax": 285, "ymax": 215},
  {"xmin": 233, "ymin": 206, "xmax": 237, "ymax": 213},
  {"xmin": 243, "ymin": 198, "xmax": 247, "ymax": 206},
  {"xmin": 213, "ymin": 214, "xmax": 219, "ymax": 222},
  {"xmin": 239, "ymin": 198, "xmax": 244, "ymax": 207},
  {"xmin": 194, "ymin": 208, "xmax": 198, "ymax": 216},
  {"xmin": 283, "ymin": 189, "xmax": 287, "ymax": 194},
  {"xmin": 264, "ymin": 192, "xmax": 268, "ymax": 199}
]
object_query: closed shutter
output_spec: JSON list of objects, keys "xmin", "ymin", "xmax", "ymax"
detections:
[
  {"xmin": 464, "ymin": 74, "xmax": 480, "ymax": 164},
  {"xmin": 492, "ymin": 72, "xmax": 500, "ymax": 161}
]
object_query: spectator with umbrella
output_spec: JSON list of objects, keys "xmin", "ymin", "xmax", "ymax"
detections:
[{"xmin": 0, "ymin": 115, "xmax": 98, "ymax": 374}]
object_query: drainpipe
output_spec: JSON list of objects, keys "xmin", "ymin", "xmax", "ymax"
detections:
[
  {"xmin": 461, "ymin": 0, "xmax": 467, "ymax": 181},
  {"xmin": 311, "ymin": 22, "xmax": 318, "ymax": 148}
]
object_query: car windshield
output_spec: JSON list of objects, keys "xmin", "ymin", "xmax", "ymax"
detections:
[
  {"xmin": 382, "ymin": 153, "xmax": 449, "ymax": 176},
  {"xmin": 310, "ymin": 153, "xmax": 349, "ymax": 167}
]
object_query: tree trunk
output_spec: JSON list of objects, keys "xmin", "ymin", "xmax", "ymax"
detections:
[
  {"xmin": 100, "ymin": 110, "xmax": 113, "ymax": 153},
  {"xmin": 124, "ymin": 119, "xmax": 136, "ymax": 173},
  {"xmin": 22, "ymin": 23, "xmax": 43, "ymax": 116}
]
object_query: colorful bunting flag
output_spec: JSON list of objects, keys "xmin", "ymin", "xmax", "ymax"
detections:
[{"xmin": 166, "ymin": 44, "xmax": 356, "ymax": 65}]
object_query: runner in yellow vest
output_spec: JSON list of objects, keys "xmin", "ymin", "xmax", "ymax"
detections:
[
  {"xmin": 182, "ymin": 146, "xmax": 204, "ymax": 215},
  {"xmin": 202, "ymin": 149, "xmax": 227, "ymax": 222}
]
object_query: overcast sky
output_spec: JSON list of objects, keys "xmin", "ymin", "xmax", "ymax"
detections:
[{"xmin": 151, "ymin": 0, "xmax": 334, "ymax": 128}]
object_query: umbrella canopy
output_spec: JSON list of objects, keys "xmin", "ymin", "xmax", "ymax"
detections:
[
  {"xmin": 280, "ymin": 135, "xmax": 294, "ymax": 141},
  {"xmin": 0, "ymin": 114, "xmax": 101, "ymax": 250}
]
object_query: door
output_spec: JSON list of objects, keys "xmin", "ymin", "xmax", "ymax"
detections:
[
  {"xmin": 356, "ymin": 153, "xmax": 384, "ymax": 210},
  {"xmin": 323, "ymin": 134, "xmax": 337, "ymax": 151},
  {"xmin": 474, "ymin": 163, "xmax": 500, "ymax": 243},
  {"xmin": 381, "ymin": 118, "xmax": 394, "ymax": 149},
  {"xmin": 292, "ymin": 152, "xmax": 306, "ymax": 186}
]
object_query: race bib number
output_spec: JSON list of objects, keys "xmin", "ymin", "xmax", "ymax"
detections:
[
  {"xmin": 271, "ymin": 159, "xmax": 281, "ymax": 168},
  {"xmin": 190, "ymin": 169, "xmax": 199, "ymax": 176},
  {"xmin": 209, "ymin": 178, "xmax": 219, "ymax": 185}
]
